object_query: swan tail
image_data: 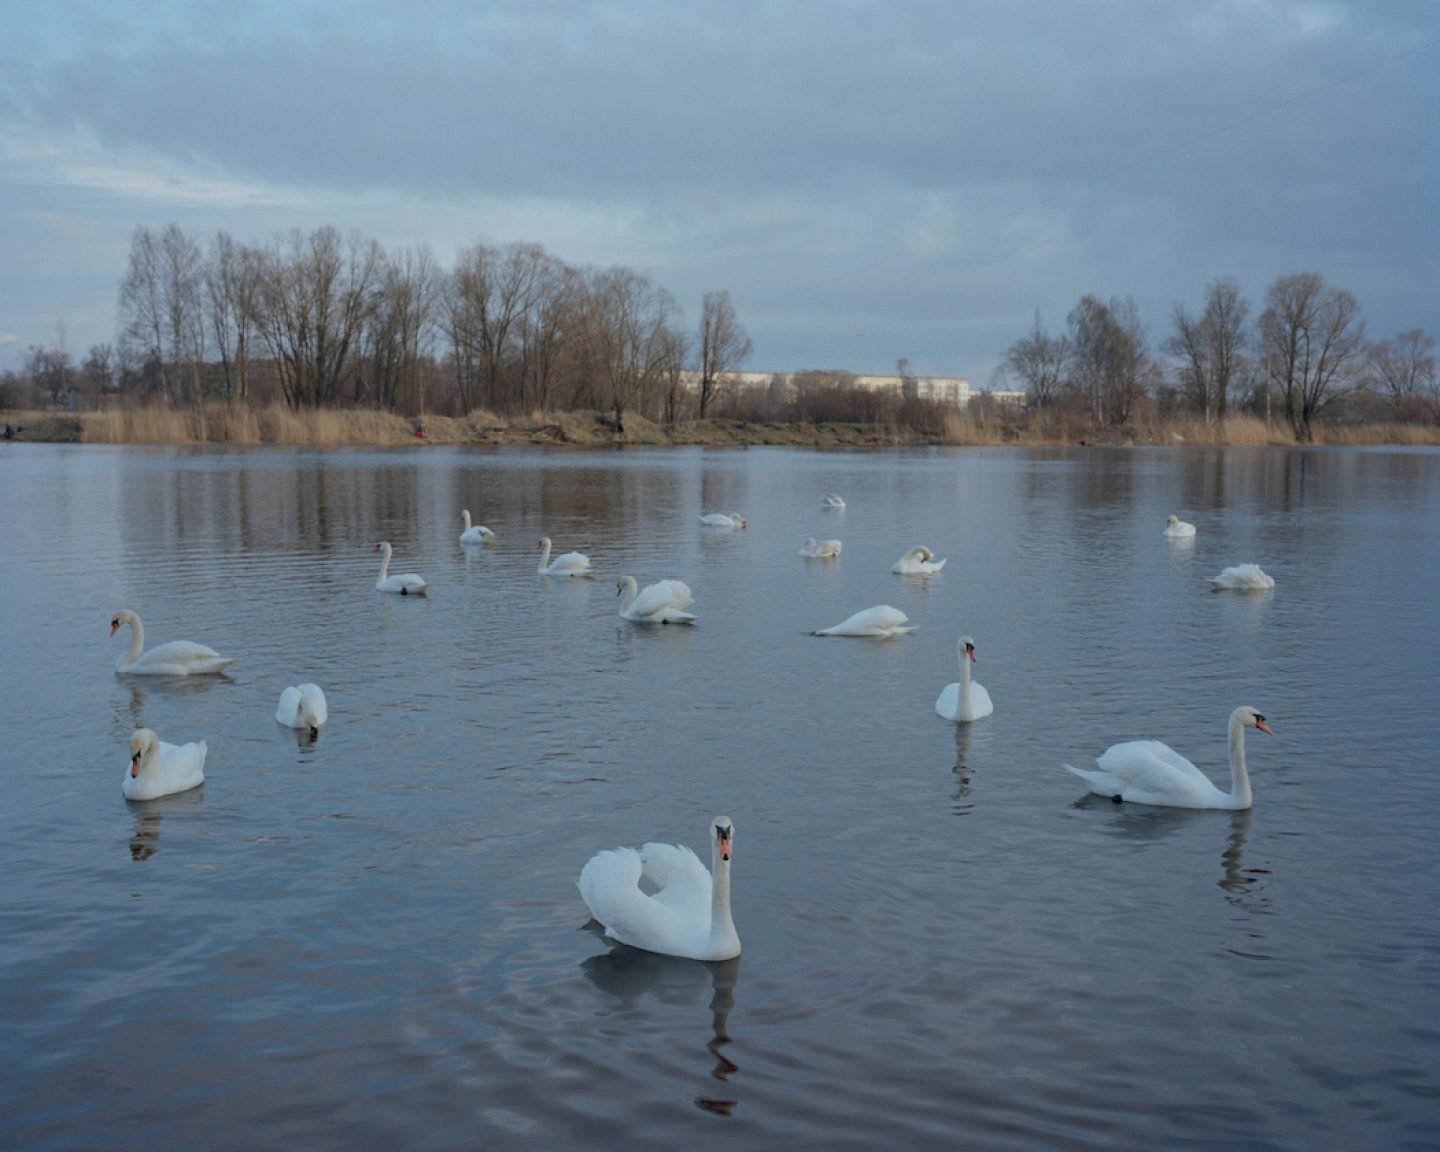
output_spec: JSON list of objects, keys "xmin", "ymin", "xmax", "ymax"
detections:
[
  {"xmin": 577, "ymin": 847, "xmax": 644, "ymax": 925},
  {"xmin": 1063, "ymin": 762, "xmax": 1121, "ymax": 797}
]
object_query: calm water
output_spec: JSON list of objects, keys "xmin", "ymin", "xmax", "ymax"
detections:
[{"xmin": 2, "ymin": 443, "xmax": 1438, "ymax": 1151}]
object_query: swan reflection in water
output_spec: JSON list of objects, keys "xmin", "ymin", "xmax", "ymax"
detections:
[
  {"xmin": 951, "ymin": 722, "xmax": 974, "ymax": 813},
  {"xmin": 122, "ymin": 674, "xmax": 225, "ymax": 721},
  {"xmin": 581, "ymin": 940, "xmax": 741, "ymax": 1115},
  {"xmin": 126, "ymin": 788, "xmax": 206, "ymax": 861}
]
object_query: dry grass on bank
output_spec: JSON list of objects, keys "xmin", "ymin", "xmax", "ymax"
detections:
[{"xmin": 5, "ymin": 403, "xmax": 1438, "ymax": 449}]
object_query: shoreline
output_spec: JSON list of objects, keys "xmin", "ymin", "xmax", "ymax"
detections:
[{"xmin": 4, "ymin": 405, "xmax": 1437, "ymax": 449}]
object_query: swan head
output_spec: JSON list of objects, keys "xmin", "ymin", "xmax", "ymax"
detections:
[
  {"xmin": 109, "ymin": 609, "xmax": 135, "ymax": 637},
  {"xmin": 713, "ymin": 815, "xmax": 734, "ymax": 863},
  {"xmin": 128, "ymin": 728, "xmax": 157, "ymax": 777},
  {"xmin": 731, "ymin": 513, "xmax": 747, "ymax": 528},
  {"xmin": 958, "ymin": 636, "xmax": 977, "ymax": 662},
  {"xmin": 372, "ymin": 541, "xmax": 392, "ymax": 557},
  {"xmin": 1167, "ymin": 515, "xmax": 1179, "ymax": 526},
  {"xmin": 1234, "ymin": 706, "xmax": 1272, "ymax": 735}
]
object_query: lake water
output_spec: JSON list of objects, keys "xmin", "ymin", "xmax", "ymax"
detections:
[{"xmin": 2, "ymin": 442, "xmax": 1438, "ymax": 1151}]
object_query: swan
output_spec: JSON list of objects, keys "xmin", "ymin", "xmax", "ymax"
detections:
[
  {"xmin": 699, "ymin": 512, "xmax": 747, "ymax": 529},
  {"xmin": 1065, "ymin": 706, "xmax": 1273, "ymax": 809},
  {"xmin": 1164, "ymin": 514, "xmax": 1196, "ymax": 539},
  {"xmin": 1211, "ymin": 564, "xmax": 1274, "ymax": 591},
  {"xmin": 373, "ymin": 542, "xmax": 428, "ymax": 595},
  {"xmin": 892, "ymin": 545, "xmax": 947, "ymax": 575},
  {"xmin": 617, "ymin": 576, "xmax": 696, "ymax": 624},
  {"xmin": 460, "ymin": 510, "xmax": 495, "ymax": 545},
  {"xmin": 578, "ymin": 816, "xmax": 741, "ymax": 961},
  {"xmin": 276, "ymin": 683, "xmax": 328, "ymax": 739},
  {"xmin": 813, "ymin": 604, "xmax": 915, "ymax": 637},
  {"xmin": 798, "ymin": 537, "xmax": 842, "ymax": 558},
  {"xmin": 538, "ymin": 537, "xmax": 592, "ymax": 577},
  {"xmin": 935, "ymin": 636, "xmax": 994, "ymax": 722},
  {"xmin": 110, "ymin": 610, "xmax": 235, "ymax": 676},
  {"xmin": 125, "ymin": 727, "xmax": 207, "ymax": 801},
  {"xmin": 821, "ymin": 493, "xmax": 846, "ymax": 510}
]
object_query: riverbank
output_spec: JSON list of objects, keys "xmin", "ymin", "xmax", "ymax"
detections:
[{"xmin": 3, "ymin": 405, "xmax": 1437, "ymax": 448}]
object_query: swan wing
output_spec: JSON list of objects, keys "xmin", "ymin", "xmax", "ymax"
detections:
[
  {"xmin": 379, "ymin": 574, "xmax": 429, "ymax": 594},
  {"xmin": 549, "ymin": 551, "xmax": 591, "ymax": 574},
  {"xmin": 125, "ymin": 739, "xmax": 207, "ymax": 800},
  {"xmin": 299, "ymin": 683, "xmax": 328, "ymax": 725},
  {"xmin": 276, "ymin": 686, "xmax": 303, "ymax": 725},
  {"xmin": 1092, "ymin": 740, "xmax": 1223, "ymax": 805},
  {"xmin": 935, "ymin": 682, "xmax": 959, "ymax": 718},
  {"xmin": 966, "ymin": 681, "xmax": 994, "ymax": 719},
  {"xmin": 626, "ymin": 580, "xmax": 694, "ymax": 619},
  {"xmin": 578, "ymin": 845, "xmax": 709, "ymax": 956},
  {"xmin": 816, "ymin": 604, "xmax": 912, "ymax": 636},
  {"xmin": 126, "ymin": 640, "xmax": 234, "ymax": 675}
]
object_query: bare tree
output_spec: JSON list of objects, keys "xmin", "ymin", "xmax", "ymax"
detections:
[
  {"xmin": 364, "ymin": 246, "xmax": 441, "ymax": 415},
  {"xmin": 696, "ymin": 289, "xmax": 752, "ymax": 419},
  {"xmin": 1365, "ymin": 328, "xmax": 1437, "ymax": 422},
  {"xmin": 206, "ymin": 231, "xmax": 263, "ymax": 401},
  {"xmin": 118, "ymin": 224, "xmax": 208, "ymax": 403},
  {"xmin": 253, "ymin": 227, "xmax": 382, "ymax": 410},
  {"xmin": 117, "ymin": 225, "xmax": 169, "ymax": 399},
  {"xmin": 516, "ymin": 255, "xmax": 581, "ymax": 413},
  {"xmin": 1003, "ymin": 310, "xmax": 1069, "ymax": 408},
  {"xmin": 1258, "ymin": 272, "xmax": 1365, "ymax": 441},
  {"xmin": 446, "ymin": 241, "xmax": 553, "ymax": 414},
  {"xmin": 1068, "ymin": 295, "xmax": 1151, "ymax": 426},
  {"xmin": 583, "ymin": 266, "xmax": 684, "ymax": 434}
]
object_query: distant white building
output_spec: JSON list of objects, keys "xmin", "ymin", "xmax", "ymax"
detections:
[{"xmin": 679, "ymin": 370, "xmax": 979, "ymax": 408}]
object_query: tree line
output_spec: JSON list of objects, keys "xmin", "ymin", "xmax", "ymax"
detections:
[
  {"xmin": 5, "ymin": 224, "xmax": 755, "ymax": 431},
  {"xmin": 999, "ymin": 274, "xmax": 1437, "ymax": 441}
]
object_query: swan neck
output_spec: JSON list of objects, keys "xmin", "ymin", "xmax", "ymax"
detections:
[
  {"xmin": 619, "ymin": 577, "xmax": 637, "ymax": 614},
  {"xmin": 118, "ymin": 614, "xmax": 143, "ymax": 667},
  {"xmin": 958, "ymin": 645, "xmax": 972, "ymax": 708},
  {"xmin": 377, "ymin": 548, "xmax": 390, "ymax": 581},
  {"xmin": 538, "ymin": 540, "xmax": 551, "ymax": 573},
  {"xmin": 1227, "ymin": 712, "xmax": 1253, "ymax": 809},
  {"xmin": 710, "ymin": 850, "xmax": 737, "ymax": 949}
]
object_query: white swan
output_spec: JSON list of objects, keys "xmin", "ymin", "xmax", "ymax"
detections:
[
  {"xmin": 892, "ymin": 545, "xmax": 947, "ymax": 575},
  {"xmin": 821, "ymin": 493, "xmax": 846, "ymax": 510},
  {"xmin": 799, "ymin": 537, "xmax": 842, "ymax": 558},
  {"xmin": 460, "ymin": 510, "xmax": 495, "ymax": 545},
  {"xmin": 1065, "ymin": 705, "xmax": 1273, "ymax": 809},
  {"xmin": 1211, "ymin": 564, "xmax": 1274, "ymax": 591},
  {"xmin": 110, "ymin": 609, "xmax": 235, "ymax": 676},
  {"xmin": 1164, "ymin": 514, "xmax": 1197, "ymax": 539},
  {"xmin": 813, "ymin": 604, "xmax": 915, "ymax": 637},
  {"xmin": 125, "ymin": 727, "xmax": 207, "ymax": 801},
  {"xmin": 276, "ymin": 683, "xmax": 328, "ymax": 739},
  {"xmin": 373, "ymin": 542, "xmax": 428, "ymax": 595},
  {"xmin": 578, "ymin": 816, "xmax": 741, "ymax": 961},
  {"xmin": 617, "ymin": 576, "xmax": 696, "ymax": 624},
  {"xmin": 538, "ymin": 536, "xmax": 592, "ymax": 577},
  {"xmin": 935, "ymin": 636, "xmax": 994, "ymax": 722},
  {"xmin": 699, "ymin": 512, "xmax": 747, "ymax": 528}
]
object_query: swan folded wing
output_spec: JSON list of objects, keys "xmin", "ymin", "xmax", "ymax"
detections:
[
  {"xmin": 638, "ymin": 842, "xmax": 712, "ymax": 914},
  {"xmin": 128, "ymin": 640, "xmax": 234, "ymax": 674},
  {"xmin": 630, "ymin": 580, "xmax": 694, "ymax": 619},
  {"xmin": 298, "ymin": 684, "xmax": 328, "ymax": 725},
  {"xmin": 1095, "ymin": 740, "xmax": 1218, "ymax": 803}
]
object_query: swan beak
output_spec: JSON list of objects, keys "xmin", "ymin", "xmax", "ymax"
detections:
[
  {"xmin": 716, "ymin": 829, "xmax": 732, "ymax": 861},
  {"xmin": 110, "ymin": 621, "xmax": 119, "ymax": 636},
  {"xmin": 309, "ymin": 725, "xmax": 319, "ymax": 741},
  {"xmin": 966, "ymin": 645, "xmax": 977, "ymax": 662},
  {"xmin": 130, "ymin": 751, "xmax": 142, "ymax": 778},
  {"xmin": 1256, "ymin": 719, "xmax": 1273, "ymax": 734}
]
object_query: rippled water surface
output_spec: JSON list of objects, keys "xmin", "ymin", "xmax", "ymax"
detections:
[{"xmin": 3, "ymin": 443, "xmax": 1439, "ymax": 1150}]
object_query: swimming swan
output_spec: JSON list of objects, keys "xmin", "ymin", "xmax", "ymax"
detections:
[
  {"xmin": 1065, "ymin": 705, "xmax": 1272, "ymax": 809},
  {"xmin": 699, "ymin": 512, "xmax": 747, "ymax": 528},
  {"xmin": 617, "ymin": 576, "xmax": 696, "ymax": 624},
  {"xmin": 821, "ymin": 493, "xmax": 846, "ymax": 510},
  {"xmin": 935, "ymin": 636, "xmax": 994, "ymax": 721},
  {"xmin": 1210, "ymin": 564, "xmax": 1274, "ymax": 591},
  {"xmin": 125, "ymin": 727, "xmax": 207, "ymax": 801},
  {"xmin": 373, "ymin": 542, "xmax": 428, "ymax": 595},
  {"xmin": 276, "ymin": 683, "xmax": 328, "ymax": 739},
  {"xmin": 892, "ymin": 545, "xmax": 947, "ymax": 575},
  {"xmin": 799, "ymin": 537, "xmax": 842, "ymax": 558},
  {"xmin": 110, "ymin": 610, "xmax": 235, "ymax": 676},
  {"xmin": 578, "ymin": 816, "xmax": 741, "ymax": 961},
  {"xmin": 538, "ymin": 537, "xmax": 592, "ymax": 577},
  {"xmin": 460, "ymin": 510, "xmax": 495, "ymax": 545},
  {"xmin": 813, "ymin": 604, "xmax": 915, "ymax": 637},
  {"xmin": 1164, "ymin": 514, "xmax": 1196, "ymax": 539}
]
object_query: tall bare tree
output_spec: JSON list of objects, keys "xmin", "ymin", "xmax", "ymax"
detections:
[
  {"xmin": 253, "ymin": 227, "xmax": 382, "ymax": 409},
  {"xmin": 364, "ymin": 246, "xmax": 441, "ymax": 415},
  {"xmin": 583, "ymin": 266, "xmax": 684, "ymax": 434},
  {"xmin": 1068, "ymin": 295, "xmax": 1151, "ymax": 426},
  {"xmin": 1002, "ymin": 310, "xmax": 1069, "ymax": 408},
  {"xmin": 1258, "ymin": 272, "xmax": 1365, "ymax": 441},
  {"xmin": 695, "ymin": 289, "xmax": 752, "ymax": 419},
  {"xmin": 1365, "ymin": 328, "xmax": 1437, "ymax": 422},
  {"xmin": 205, "ymin": 231, "xmax": 263, "ymax": 401}
]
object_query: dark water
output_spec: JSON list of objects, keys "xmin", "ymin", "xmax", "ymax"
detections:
[{"xmin": 2, "ymin": 443, "xmax": 1438, "ymax": 1151}]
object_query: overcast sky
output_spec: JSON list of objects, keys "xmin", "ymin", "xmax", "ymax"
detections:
[{"xmin": 2, "ymin": 0, "xmax": 1436, "ymax": 383}]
